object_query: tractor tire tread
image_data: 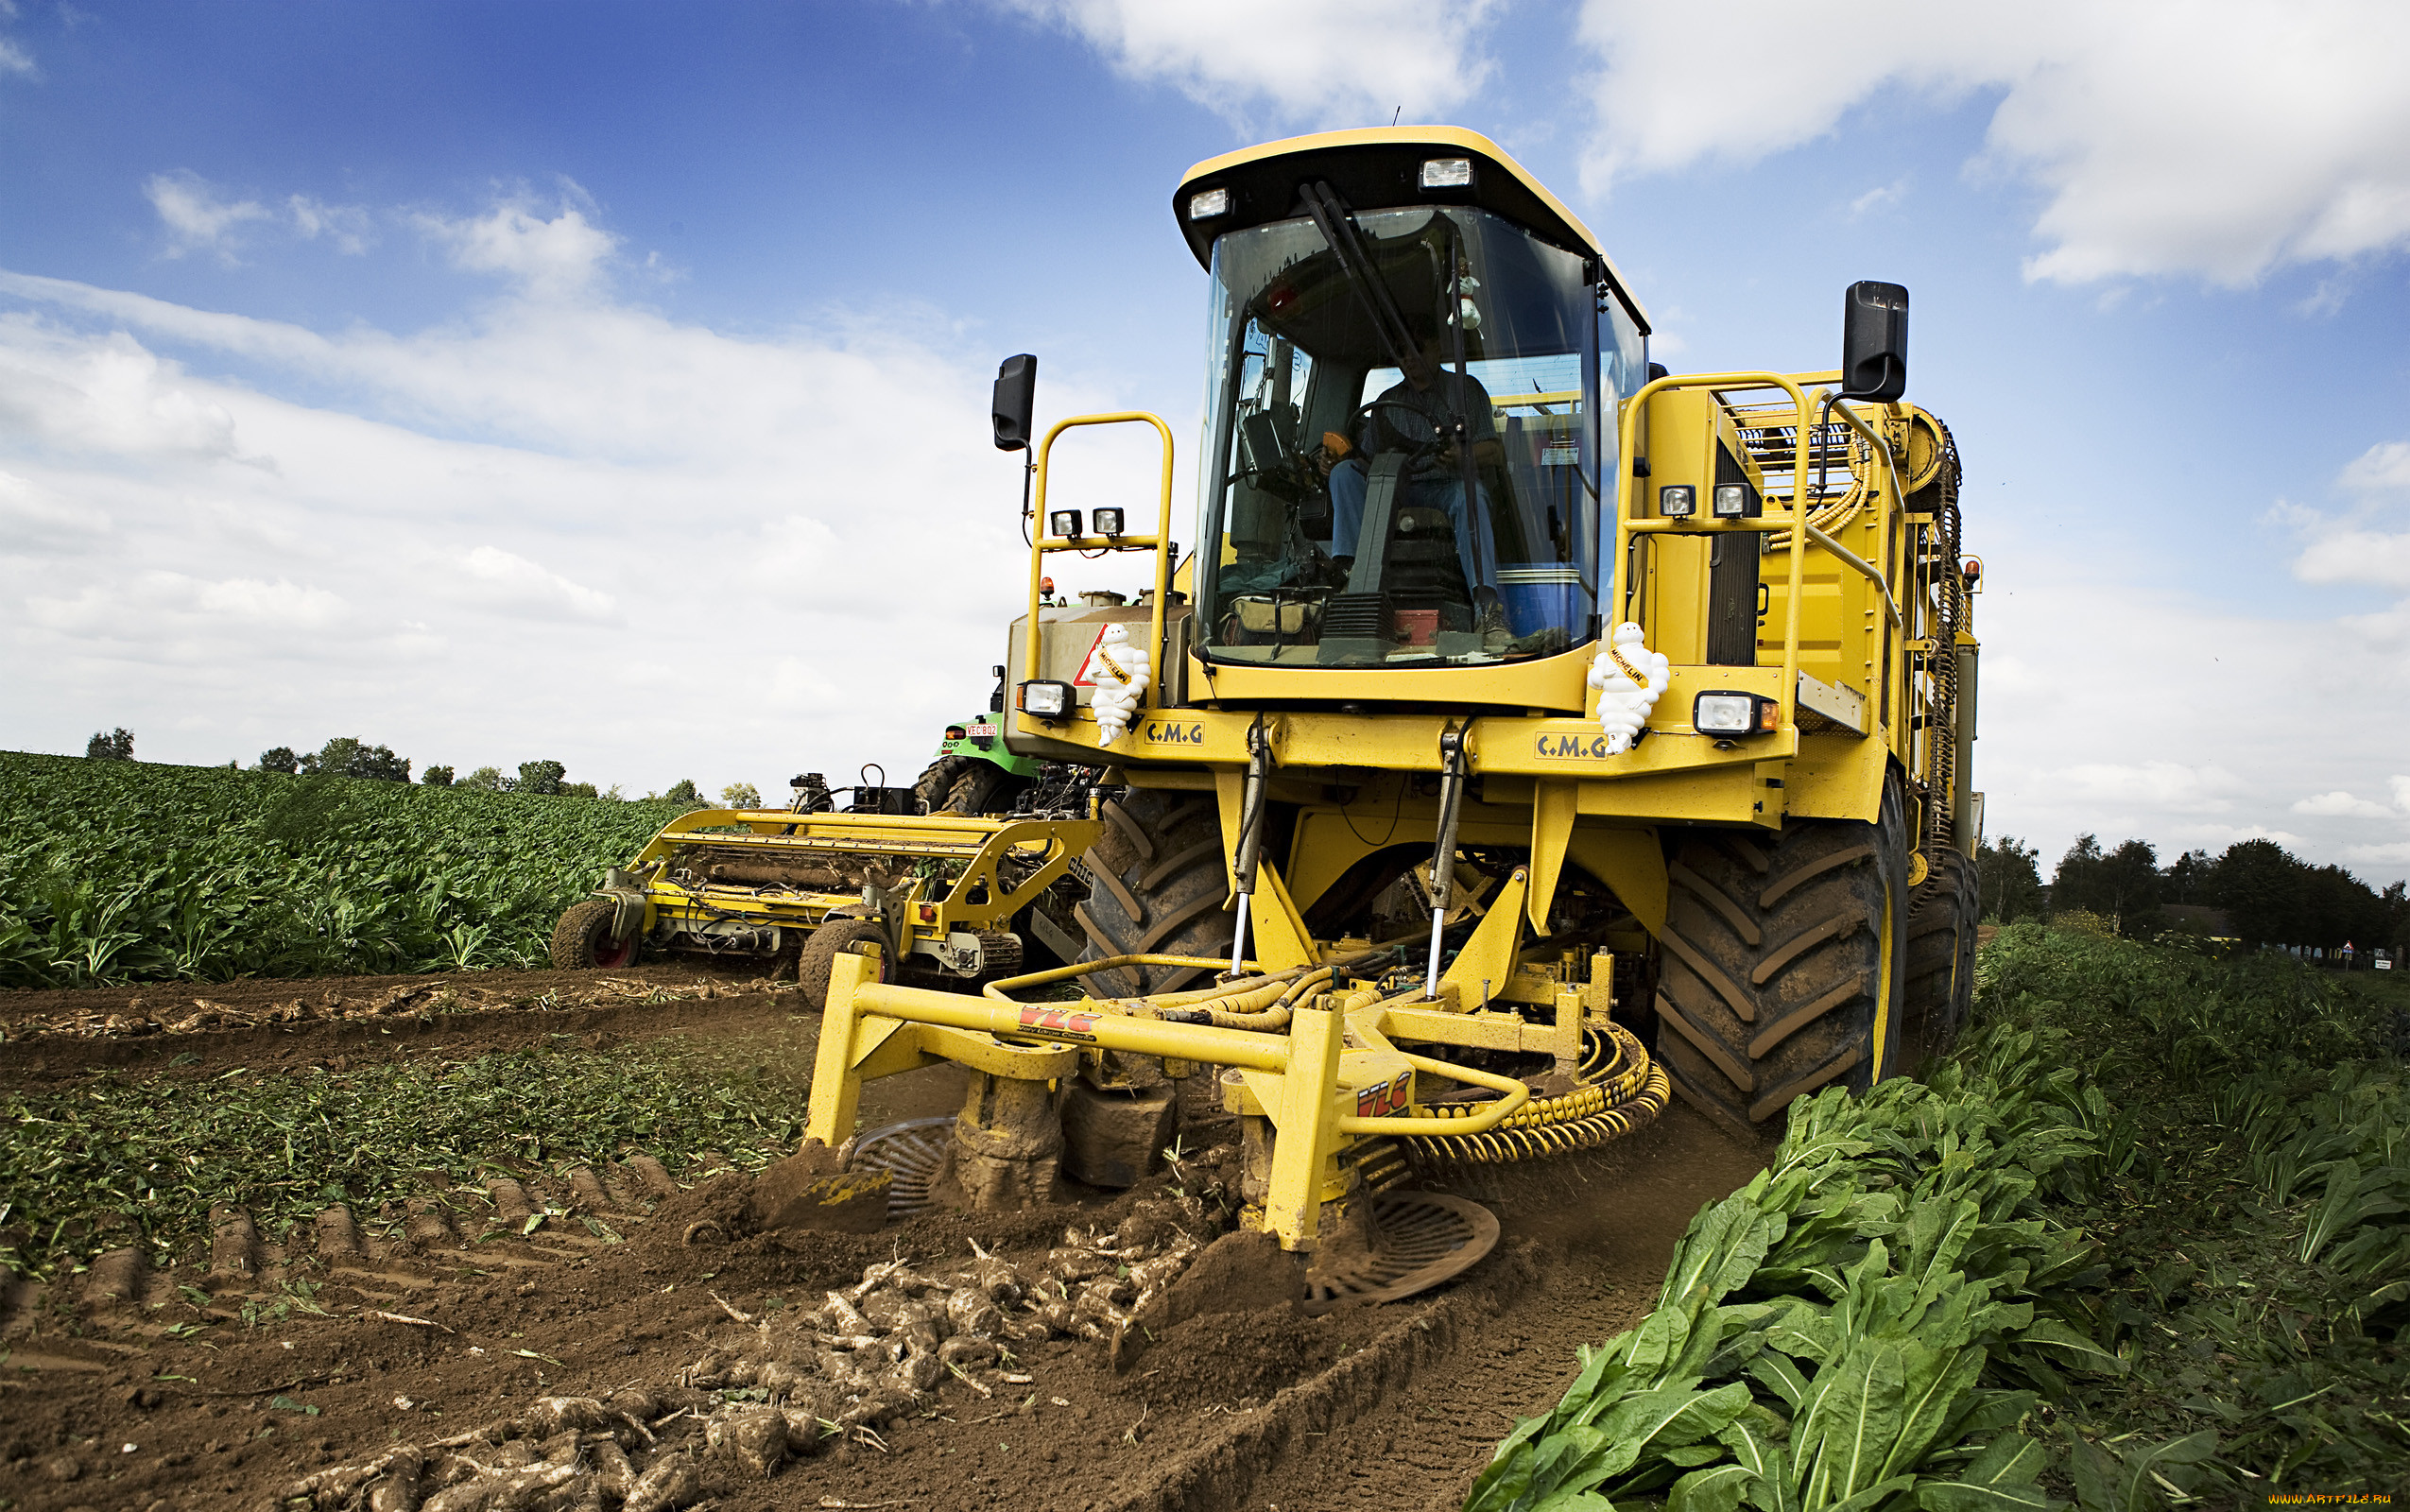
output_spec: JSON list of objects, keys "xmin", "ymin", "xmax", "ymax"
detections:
[
  {"xmin": 798, "ymin": 916, "xmax": 889, "ymax": 1013},
  {"xmin": 549, "ymin": 899, "xmax": 632, "ymax": 971},
  {"xmin": 1654, "ymin": 780, "xmax": 1909, "ymax": 1133},
  {"xmin": 1077, "ymin": 790, "xmax": 1231, "ymax": 998}
]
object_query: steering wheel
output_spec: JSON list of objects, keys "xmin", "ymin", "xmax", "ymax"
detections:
[{"xmin": 1347, "ymin": 398, "xmax": 1453, "ymax": 463}]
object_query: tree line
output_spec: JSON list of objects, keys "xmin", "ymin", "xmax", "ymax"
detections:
[
  {"xmin": 83, "ymin": 728, "xmax": 719, "ymax": 805},
  {"xmin": 1979, "ymin": 832, "xmax": 2408, "ymax": 956}
]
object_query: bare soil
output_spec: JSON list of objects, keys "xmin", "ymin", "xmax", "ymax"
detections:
[{"xmin": 2, "ymin": 966, "xmax": 1769, "ymax": 1512}]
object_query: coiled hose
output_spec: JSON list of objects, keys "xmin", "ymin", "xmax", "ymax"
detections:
[{"xmin": 1405, "ymin": 1021, "xmax": 1671, "ymax": 1163}]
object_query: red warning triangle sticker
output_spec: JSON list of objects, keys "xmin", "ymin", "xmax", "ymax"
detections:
[{"xmin": 1071, "ymin": 624, "xmax": 1110, "ymax": 686}]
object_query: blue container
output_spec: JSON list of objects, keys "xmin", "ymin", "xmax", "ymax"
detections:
[{"xmin": 1496, "ymin": 565, "xmax": 1589, "ymax": 639}]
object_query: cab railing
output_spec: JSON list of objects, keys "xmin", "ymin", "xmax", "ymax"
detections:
[
  {"xmin": 1021, "ymin": 412, "xmax": 1179, "ymax": 694},
  {"xmin": 1609, "ymin": 372, "xmax": 1907, "ymax": 737}
]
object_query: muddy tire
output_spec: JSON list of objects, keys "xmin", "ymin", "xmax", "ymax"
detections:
[
  {"xmin": 1901, "ymin": 846, "xmax": 1979, "ymax": 1068},
  {"xmin": 549, "ymin": 899, "xmax": 640, "ymax": 971},
  {"xmin": 938, "ymin": 763, "xmax": 1031, "ymax": 816},
  {"xmin": 798, "ymin": 915, "xmax": 892, "ymax": 1011},
  {"xmin": 1652, "ymin": 778, "xmax": 1910, "ymax": 1138},
  {"xmin": 913, "ymin": 756, "xmax": 972, "ymax": 815},
  {"xmin": 1076, "ymin": 789, "xmax": 1232, "ymax": 998}
]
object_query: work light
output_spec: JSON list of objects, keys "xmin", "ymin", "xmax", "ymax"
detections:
[
  {"xmin": 1713, "ymin": 483, "xmax": 1756, "ymax": 519},
  {"xmin": 1048, "ymin": 508, "xmax": 1082, "ymax": 539},
  {"xmin": 1659, "ymin": 485, "xmax": 1696, "ymax": 518},
  {"xmin": 1420, "ymin": 158, "xmax": 1474, "ymax": 190},
  {"xmin": 1188, "ymin": 188, "xmax": 1231, "ymax": 220},
  {"xmin": 1092, "ymin": 507, "xmax": 1126, "ymax": 538},
  {"xmin": 1693, "ymin": 691, "xmax": 1779, "ymax": 735},
  {"xmin": 1018, "ymin": 680, "xmax": 1073, "ymax": 719}
]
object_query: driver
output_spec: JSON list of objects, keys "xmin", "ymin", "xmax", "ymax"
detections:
[{"xmin": 1323, "ymin": 326, "xmax": 1508, "ymax": 641}]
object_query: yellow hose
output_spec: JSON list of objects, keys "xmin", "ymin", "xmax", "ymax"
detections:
[{"xmin": 1405, "ymin": 1021, "xmax": 1671, "ymax": 1163}]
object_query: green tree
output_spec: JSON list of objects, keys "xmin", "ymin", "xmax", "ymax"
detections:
[
  {"xmin": 720, "ymin": 782, "xmax": 763, "ymax": 809},
  {"xmin": 2213, "ymin": 839, "xmax": 2304, "ymax": 948},
  {"xmin": 2052, "ymin": 835, "xmax": 2160, "ymax": 934},
  {"xmin": 422, "ymin": 765, "xmax": 455, "ymax": 786},
  {"xmin": 460, "ymin": 765, "xmax": 506, "ymax": 791},
  {"xmin": 85, "ymin": 729, "xmax": 134, "ymax": 762},
  {"xmin": 2163, "ymin": 848, "xmax": 2215, "ymax": 904},
  {"xmin": 1977, "ymin": 834, "xmax": 2045, "ymax": 922},
  {"xmin": 257, "ymin": 746, "xmax": 301, "ymax": 775},
  {"xmin": 517, "ymin": 760, "xmax": 567, "ymax": 796},
  {"xmin": 663, "ymin": 778, "xmax": 699, "ymax": 804}
]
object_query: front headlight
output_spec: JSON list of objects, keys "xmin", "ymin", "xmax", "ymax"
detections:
[
  {"xmin": 1694, "ymin": 691, "xmax": 1779, "ymax": 734},
  {"xmin": 1659, "ymin": 484, "xmax": 1696, "ymax": 518},
  {"xmin": 1092, "ymin": 507, "xmax": 1125, "ymax": 538},
  {"xmin": 1018, "ymin": 680, "xmax": 1073, "ymax": 719}
]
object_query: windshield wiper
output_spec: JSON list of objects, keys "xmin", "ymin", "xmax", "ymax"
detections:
[{"xmin": 1298, "ymin": 182, "xmax": 1419, "ymax": 375}]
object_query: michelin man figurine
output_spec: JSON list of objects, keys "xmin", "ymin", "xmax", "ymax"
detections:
[
  {"xmin": 1587, "ymin": 622, "xmax": 1669, "ymax": 755},
  {"xmin": 1081, "ymin": 623, "xmax": 1151, "ymax": 745}
]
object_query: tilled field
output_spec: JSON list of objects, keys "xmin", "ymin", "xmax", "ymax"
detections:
[{"xmin": 2, "ymin": 967, "xmax": 1767, "ymax": 1512}]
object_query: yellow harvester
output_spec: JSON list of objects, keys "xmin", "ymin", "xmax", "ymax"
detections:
[{"xmin": 583, "ymin": 128, "xmax": 1983, "ymax": 1272}]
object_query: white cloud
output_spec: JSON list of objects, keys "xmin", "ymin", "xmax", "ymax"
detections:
[
  {"xmin": 2292, "ymin": 790, "xmax": 2395, "ymax": 818},
  {"xmin": 1575, "ymin": 0, "xmax": 2410, "ymax": 285},
  {"xmin": 1968, "ymin": 542, "xmax": 2408, "ymax": 877},
  {"xmin": 2344, "ymin": 840, "xmax": 2410, "ymax": 864},
  {"xmin": 143, "ymin": 172, "xmax": 378, "ymax": 263},
  {"xmin": 1847, "ymin": 179, "xmax": 1905, "ymax": 219},
  {"xmin": 0, "ymin": 468, "xmax": 108, "ymax": 551},
  {"xmin": 456, "ymin": 545, "xmax": 618, "ymax": 623},
  {"xmin": 2294, "ymin": 528, "xmax": 2410, "ymax": 592},
  {"xmin": 145, "ymin": 171, "xmax": 275, "ymax": 261},
  {"xmin": 0, "ymin": 37, "xmax": 34, "ymax": 77},
  {"xmin": 413, "ymin": 192, "xmax": 617, "ymax": 298},
  {"xmin": 0, "ymin": 188, "xmax": 1136, "ymax": 793},
  {"xmin": 989, "ymin": 0, "xmax": 1500, "ymax": 127},
  {"xmin": 288, "ymin": 196, "xmax": 375, "ymax": 255},
  {"xmin": 2341, "ymin": 440, "xmax": 2410, "ymax": 494}
]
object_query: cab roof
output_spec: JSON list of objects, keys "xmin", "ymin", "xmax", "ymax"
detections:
[{"xmin": 1174, "ymin": 126, "xmax": 1650, "ymax": 334}]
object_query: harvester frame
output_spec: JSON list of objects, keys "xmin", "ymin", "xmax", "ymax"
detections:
[{"xmin": 567, "ymin": 126, "xmax": 1981, "ymax": 1265}]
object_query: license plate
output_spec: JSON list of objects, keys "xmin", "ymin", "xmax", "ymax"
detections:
[{"xmin": 965, "ymin": 723, "xmax": 998, "ymax": 738}]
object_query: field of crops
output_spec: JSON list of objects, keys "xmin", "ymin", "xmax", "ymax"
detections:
[
  {"xmin": 1472, "ymin": 925, "xmax": 2408, "ymax": 1507},
  {"xmin": 0, "ymin": 751, "xmax": 691, "ymax": 987}
]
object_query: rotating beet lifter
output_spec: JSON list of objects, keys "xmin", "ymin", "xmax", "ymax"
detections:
[{"xmin": 587, "ymin": 127, "xmax": 1983, "ymax": 1265}]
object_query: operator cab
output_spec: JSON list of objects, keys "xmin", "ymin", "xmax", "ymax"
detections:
[{"xmin": 1179, "ymin": 129, "xmax": 1650, "ymax": 670}]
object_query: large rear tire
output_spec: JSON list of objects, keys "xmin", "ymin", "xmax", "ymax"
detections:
[
  {"xmin": 912, "ymin": 756, "xmax": 972, "ymax": 814},
  {"xmin": 1076, "ymin": 789, "xmax": 1233, "ymax": 998},
  {"xmin": 938, "ymin": 763, "xmax": 1031, "ymax": 816},
  {"xmin": 550, "ymin": 899, "xmax": 640, "ymax": 971},
  {"xmin": 1652, "ymin": 779, "xmax": 1910, "ymax": 1139},
  {"xmin": 1901, "ymin": 847, "xmax": 1979, "ymax": 1068}
]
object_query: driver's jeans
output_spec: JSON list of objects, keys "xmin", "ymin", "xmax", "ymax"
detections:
[{"xmin": 1325, "ymin": 457, "xmax": 1500, "ymax": 595}]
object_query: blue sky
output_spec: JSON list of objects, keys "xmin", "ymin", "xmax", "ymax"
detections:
[{"xmin": 3, "ymin": 1, "xmax": 2407, "ymax": 882}]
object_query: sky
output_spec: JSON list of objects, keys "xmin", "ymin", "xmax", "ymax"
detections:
[{"xmin": 2, "ymin": 0, "xmax": 2407, "ymax": 884}]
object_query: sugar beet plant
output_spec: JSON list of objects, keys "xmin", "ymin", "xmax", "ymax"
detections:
[
  {"xmin": 0, "ymin": 751, "xmax": 692, "ymax": 987},
  {"xmin": 1465, "ymin": 1025, "xmax": 2118, "ymax": 1512},
  {"xmin": 1469, "ymin": 928, "xmax": 2406, "ymax": 1510}
]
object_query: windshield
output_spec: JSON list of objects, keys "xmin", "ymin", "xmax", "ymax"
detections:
[{"xmin": 1195, "ymin": 205, "xmax": 1627, "ymax": 670}]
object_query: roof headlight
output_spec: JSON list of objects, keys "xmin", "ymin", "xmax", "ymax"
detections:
[
  {"xmin": 1420, "ymin": 157, "xmax": 1474, "ymax": 190},
  {"xmin": 1092, "ymin": 507, "xmax": 1125, "ymax": 538},
  {"xmin": 1048, "ymin": 508, "xmax": 1083, "ymax": 540},
  {"xmin": 1187, "ymin": 187, "xmax": 1231, "ymax": 220}
]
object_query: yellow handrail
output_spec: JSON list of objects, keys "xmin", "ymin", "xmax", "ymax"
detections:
[
  {"xmin": 1610, "ymin": 372, "xmax": 1815, "ymax": 730},
  {"xmin": 1022, "ymin": 412, "xmax": 1179, "ymax": 702}
]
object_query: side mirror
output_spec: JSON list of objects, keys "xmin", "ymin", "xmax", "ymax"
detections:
[
  {"xmin": 992, "ymin": 353, "xmax": 1038, "ymax": 451},
  {"xmin": 1839, "ymin": 281, "xmax": 1908, "ymax": 402}
]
